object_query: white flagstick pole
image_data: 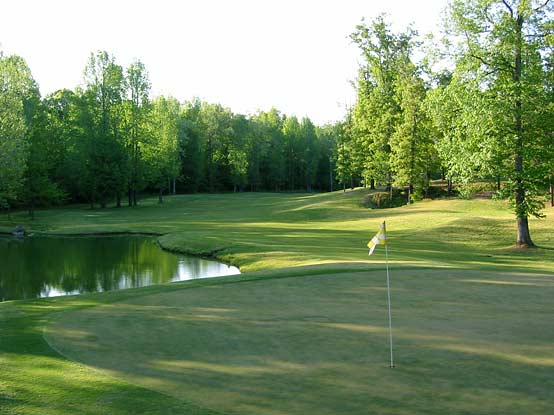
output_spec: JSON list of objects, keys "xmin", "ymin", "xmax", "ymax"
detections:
[{"xmin": 384, "ymin": 225, "xmax": 395, "ymax": 368}]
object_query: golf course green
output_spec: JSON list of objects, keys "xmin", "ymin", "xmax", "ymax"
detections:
[{"xmin": 1, "ymin": 189, "xmax": 553, "ymax": 414}]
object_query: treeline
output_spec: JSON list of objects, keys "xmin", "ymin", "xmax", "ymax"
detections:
[
  {"xmin": 0, "ymin": 51, "xmax": 339, "ymax": 214},
  {"xmin": 339, "ymin": 1, "xmax": 554, "ymax": 247}
]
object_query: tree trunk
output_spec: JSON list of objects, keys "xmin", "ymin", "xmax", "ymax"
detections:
[
  {"xmin": 329, "ymin": 158, "xmax": 333, "ymax": 192},
  {"xmin": 516, "ymin": 217, "xmax": 534, "ymax": 248},
  {"xmin": 116, "ymin": 192, "xmax": 122, "ymax": 208},
  {"xmin": 350, "ymin": 176, "xmax": 354, "ymax": 190},
  {"xmin": 497, "ymin": 177, "xmax": 501, "ymax": 191},
  {"xmin": 513, "ymin": 14, "xmax": 534, "ymax": 248},
  {"xmin": 133, "ymin": 190, "xmax": 137, "ymax": 206},
  {"xmin": 550, "ymin": 178, "xmax": 553, "ymax": 208},
  {"xmin": 370, "ymin": 178, "xmax": 375, "ymax": 190},
  {"xmin": 128, "ymin": 186, "xmax": 132, "ymax": 207},
  {"xmin": 550, "ymin": 176, "xmax": 554, "ymax": 207},
  {"xmin": 158, "ymin": 187, "xmax": 163, "ymax": 204},
  {"xmin": 172, "ymin": 177, "xmax": 176, "ymax": 195},
  {"xmin": 343, "ymin": 182, "xmax": 346, "ymax": 193},
  {"xmin": 447, "ymin": 179, "xmax": 453, "ymax": 197}
]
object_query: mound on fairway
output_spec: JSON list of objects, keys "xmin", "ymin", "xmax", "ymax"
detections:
[{"xmin": 45, "ymin": 268, "xmax": 554, "ymax": 415}]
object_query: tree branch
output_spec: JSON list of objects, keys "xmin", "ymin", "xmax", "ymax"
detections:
[
  {"xmin": 502, "ymin": 0, "xmax": 514, "ymax": 17},
  {"xmin": 534, "ymin": 0, "xmax": 551, "ymax": 12}
]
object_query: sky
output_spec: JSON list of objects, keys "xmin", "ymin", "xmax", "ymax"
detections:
[{"xmin": 0, "ymin": 0, "xmax": 449, "ymax": 125}]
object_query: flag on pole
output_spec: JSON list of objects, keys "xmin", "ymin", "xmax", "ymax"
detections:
[{"xmin": 367, "ymin": 221, "xmax": 387, "ymax": 256}]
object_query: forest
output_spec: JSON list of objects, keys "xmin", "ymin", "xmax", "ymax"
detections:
[{"xmin": 1, "ymin": 0, "xmax": 553, "ymax": 246}]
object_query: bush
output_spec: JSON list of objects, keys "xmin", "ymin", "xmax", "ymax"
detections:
[
  {"xmin": 456, "ymin": 182, "xmax": 498, "ymax": 199},
  {"xmin": 362, "ymin": 190, "xmax": 405, "ymax": 209}
]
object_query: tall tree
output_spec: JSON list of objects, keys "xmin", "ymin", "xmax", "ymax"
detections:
[
  {"xmin": 125, "ymin": 60, "xmax": 151, "ymax": 206},
  {"xmin": 390, "ymin": 56, "xmax": 433, "ymax": 202},
  {"xmin": 300, "ymin": 117, "xmax": 319, "ymax": 192},
  {"xmin": 229, "ymin": 114, "xmax": 249, "ymax": 192},
  {"xmin": 83, "ymin": 51, "xmax": 126, "ymax": 208},
  {"xmin": 351, "ymin": 16, "xmax": 413, "ymax": 188},
  {"xmin": 147, "ymin": 96, "xmax": 180, "ymax": 203},
  {"xmin": 179, "ymin": 99, "xmax": 205, "ymax": 192},
  {"xmin": 447, "ymin": 0, "xmax": 554, "ymax": 247},
  {"xmin": 0, "ymin": 53, "xmax": 32, "ymax": 212}
]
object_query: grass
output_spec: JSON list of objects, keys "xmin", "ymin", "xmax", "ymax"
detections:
[
  {"xmin": 1, "ymin": 189, "xmax": 553, "ymax": 272},
  {"xmin": 1, "ymin": 189, "xmax": 554, "ymax": 414}
]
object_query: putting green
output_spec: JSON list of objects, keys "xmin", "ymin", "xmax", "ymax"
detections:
[{"xmin": 45, "ymin": 269, "xmax": 554, "ymax": 415}]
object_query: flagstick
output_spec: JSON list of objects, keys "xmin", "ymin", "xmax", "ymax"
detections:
[{"xmin": 385, "ymin": 241, "xmax": 395, "ymax": 368}]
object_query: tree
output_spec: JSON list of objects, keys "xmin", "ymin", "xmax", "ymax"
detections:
[
  {"xmin": 300, "ymin": 117, "xmax": 319, "ymax": 192},
  {"xmin": 125, "ymin": 59, "xmax": 151, "ymax": 206},
  {"xmin": 83, "ymin": 51, "xmax": 126, "ymax": 208},
  {"xmin": 390, "ymin": 56, "xmax": 433, "ymax": 202},
  {"xmin": 351, "ymin": 16, "xmax": 412, "ymax": 189},
  {"xmin": 335, "ymin": 110, "xmax": 359, "ymax": 191},
  {"xmin": 447, "ymin": 0, "xmax": 554, "ymax": 247},
  {"xmin": 282, "ymin": 116, "xmax": 303, "ymax": 190},
  {"xmin": 198, "ymin": 103, "xmax": 234, "ymax": 191},
  {"xmin": 147, "ymin": 96, "xmax": 180, "ymax": 203},
  {"xmin": 229, "ymin": 114, "xmax": 249, "ymax": 192},
  {"xmin": 22, "ymin": 95, "xmax": 66, "ymax": 217},
  {"xmin": 179, "ymin": 99, "xmax": 205, "ymax": 192},
  {"xmin": 0, "ymin": 53, "xmax": 31, "ymax": 212}
]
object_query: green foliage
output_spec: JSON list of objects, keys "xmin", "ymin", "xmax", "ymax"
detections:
[
  {"xmin": 0, "ymin": 53, "xmax": 33, "ymax": 208},
  {"xmin": 442, "ymin": 0, "xmax": 554, "ymax": 245}
]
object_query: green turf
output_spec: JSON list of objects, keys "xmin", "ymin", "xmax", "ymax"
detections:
[
  {"xmin": 1, "ymin": 190, "xmax": 554, "ymax": 414},
  {"xmin": 44, "ymin": 269, "xmax": 554, "ymax": 415}
]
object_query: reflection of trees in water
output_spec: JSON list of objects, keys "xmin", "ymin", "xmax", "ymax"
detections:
[{"xmin": 0, "ymin": 236, "xmax": 182, "ymax": 301}]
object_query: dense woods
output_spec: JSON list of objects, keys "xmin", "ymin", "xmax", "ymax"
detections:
[
  {"xmin": 1, "ymin": 0, "xmax": 552, "ymax": 246},
  {"xmin": 0, "ymin": 50, "xmax": 339, "ymax": 213}
]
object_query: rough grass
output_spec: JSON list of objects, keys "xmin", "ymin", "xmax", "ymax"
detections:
[{"xmin": 1, "ymin": 190, "xmax": 554, "ymax": 414}]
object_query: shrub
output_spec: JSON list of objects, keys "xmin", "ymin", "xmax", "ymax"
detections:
[{"xmin": 362, "ymin": 190, "xmax": 405, "ymax": 209}]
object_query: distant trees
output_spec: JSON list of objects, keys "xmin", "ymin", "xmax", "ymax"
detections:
[{"xmin": 0, "ymin": 49, "xmax": 340, "ymax": 216}]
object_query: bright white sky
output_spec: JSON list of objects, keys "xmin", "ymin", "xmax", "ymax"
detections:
[{"xmin": 0, "ymin": 0, "xmax": 449, "ymax": 125}]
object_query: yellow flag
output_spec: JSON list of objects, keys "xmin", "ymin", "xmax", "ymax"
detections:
[{"xmin": 368, "ymin": 221, "xmax": 386, "ymax": 256}]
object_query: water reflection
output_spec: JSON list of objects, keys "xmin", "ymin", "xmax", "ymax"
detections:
[{"xmin": 0, "ymin": 235, "xmax": 240, "ymax": 301}]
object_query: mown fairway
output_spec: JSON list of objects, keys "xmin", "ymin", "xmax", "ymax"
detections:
[{"xmin": 1, "ymin": 190, "xmax": 554, "ymax": 414}]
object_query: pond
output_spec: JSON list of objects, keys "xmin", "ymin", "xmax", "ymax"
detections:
[{"xmin": 0, "ymin": 235, "xmax": 240, "ymax": 302}]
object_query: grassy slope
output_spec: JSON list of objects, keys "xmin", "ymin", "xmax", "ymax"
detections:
[{"xmin": 1, "ymin": 190, "xmax": 554, "ymax": 414}]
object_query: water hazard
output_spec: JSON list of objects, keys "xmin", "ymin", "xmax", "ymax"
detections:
[{"xmin": 0, "ymin": 235, "xmax": 240, "ymax": 301}]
